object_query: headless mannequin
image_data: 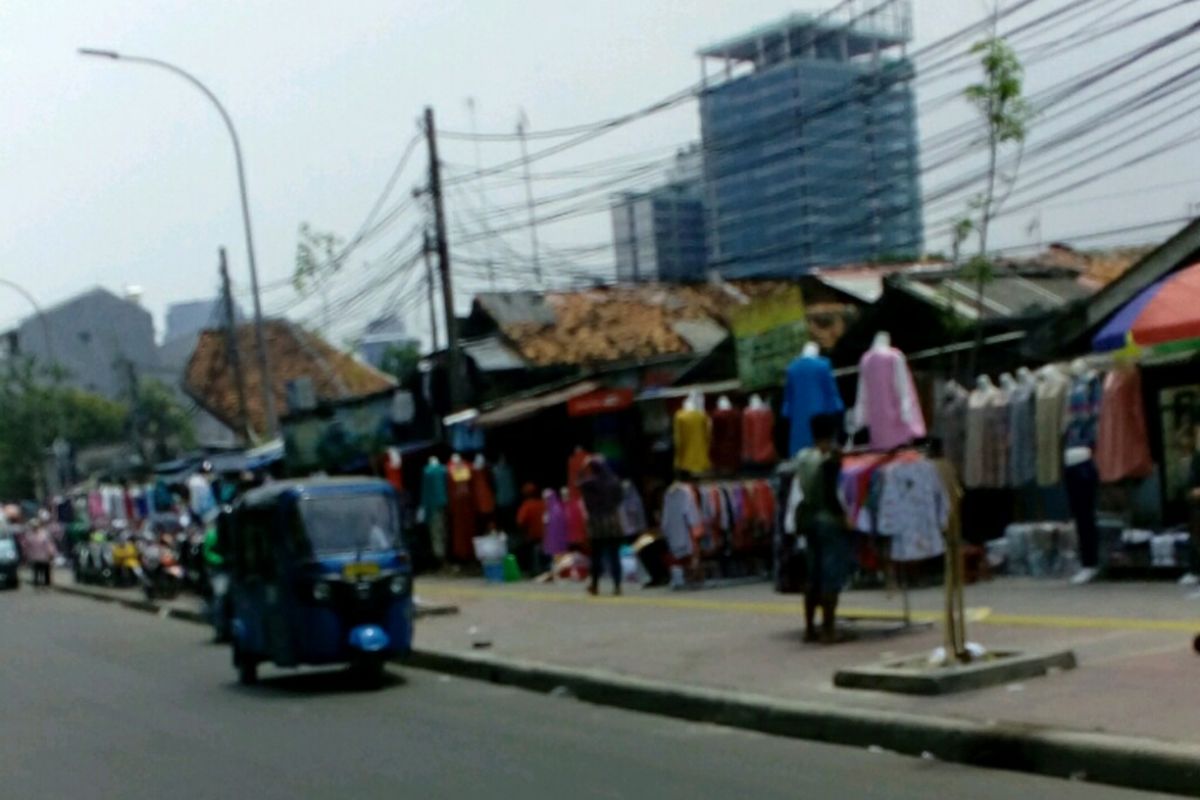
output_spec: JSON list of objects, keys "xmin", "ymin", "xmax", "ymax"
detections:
[
  {"xmin": 683, "ymin": 390, "xmax": 704, "ymax": 412},
  {"xmin": 749, "ymin": 393, "xmax": 765, "ymax": 410},
  {"xmin": 872, "ymin": 331, "xmax": 892, "ymax": 351},
  {"xmin": 999, "ymin": 372, "xmax": 1017, "ymax": 392},
  {"xmin": 429, "ymin": 456, "xmax": 440, "ymax": 466},
  {"xmin": 716, "ymin": 395, "xmax": 733, "ymax": 411},
  {"xmin": 1017, "ymin": 366, "xmax": 1035, "ymax": 386},
  {"xmin": 976, "ymin": 375, "xmax": 995, "ymax": 392}
]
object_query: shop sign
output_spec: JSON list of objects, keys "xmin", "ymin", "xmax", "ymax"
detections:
[
  {"xmin": 567, "ymin": 388, "xmax": 634, "ymax": 417},
  {"xmin": 728, "ymin": 286, "xmax": 807, "ymax": 390}
]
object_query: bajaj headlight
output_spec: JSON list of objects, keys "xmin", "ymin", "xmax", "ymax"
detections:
[
  {"xmin": 312, "ymin": 581, "xmax": 332, "ymax": 602},
  {"xmin": 389, "ymin": 575, "xmax": 410, "ymax": 596}
]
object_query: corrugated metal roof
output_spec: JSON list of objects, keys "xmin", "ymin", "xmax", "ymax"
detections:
[
  {"xmin": 474, "ymin": 292, "xmax": 556, "ymax": 326},
  {"xmin": 461, "ymin": 335, "xmax": 527, "ymax": 372},
  {"xmin": 894, "ymin": 267, "xmax": 1093, "ymax": 322}
]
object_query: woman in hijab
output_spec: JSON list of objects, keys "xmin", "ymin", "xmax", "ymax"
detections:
[{"xmin": 578, "ymin": 456, "xmax": 625, "ymax": 596}]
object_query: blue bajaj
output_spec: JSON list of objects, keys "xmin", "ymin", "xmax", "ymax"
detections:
[{"xmin": 226, "ymin": 478, "xmax": 413, "ymax": 688}]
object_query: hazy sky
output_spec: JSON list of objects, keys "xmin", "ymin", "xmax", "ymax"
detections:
[{"xmin": 3, "ymin": 0, "xmax": 1199, "ymax": 348}]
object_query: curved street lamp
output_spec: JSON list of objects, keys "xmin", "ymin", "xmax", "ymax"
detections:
[{"xmin": 78, "ymin": 47, "xmax": 278, "ymax": 438}]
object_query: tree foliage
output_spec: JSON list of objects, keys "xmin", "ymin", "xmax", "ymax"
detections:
[{"xmin": 380, "ymin": 343, "xmax": 421, "ymax": 386}]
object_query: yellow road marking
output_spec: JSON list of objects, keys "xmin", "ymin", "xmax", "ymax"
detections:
[{"xmin": 420, "ymin": 585, "xmax": 1200, "ymax": 633}]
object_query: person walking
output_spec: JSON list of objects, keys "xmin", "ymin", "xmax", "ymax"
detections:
[
  {"xmin": 514, "ymin": 483, "xmax": 547, "ymax": 576},
  {"xmin": 24, "ymin": 523, "xmax": 57, "ymax": 589},
  {"xmin": 579, "ymin": 457, "xmax": 625, "ymax": 597}
]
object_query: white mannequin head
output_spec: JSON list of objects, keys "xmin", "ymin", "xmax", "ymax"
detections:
[
  {"xmin": 449, "ymin": 453, "xmax": 463, "ymax": 465},
  {"xmin": 749, "ymin": 393, "xmax": 765, "ymax": 409},
  {"xmin": 683, "ymin": 390, "xmax": 704, "ymax": 412},
  {"xmin": 717, "ymin": 395, "xmax": 733, "ymax": 411},
  {"xmin": 388, "ymin": 448, "xmax": 402, "ymax": 468},
  {"xmin": 473, "ymin": 454, "xmax": 486, "ymax": 469},
  {"xmin": 802, "ymin": 341, "xmax": 820, "ymax": 358},
  {"xmin": 1016, "ymin": 366, "xmax": 1034, "ymax": 385},
  {"xmin": 976, "ymin": 375, "xmax": 995, "ymax": 391},
  {"xmin": 428, "ymin": 456, "xmax": 440, "ymax": 466},
  {"xmin": 560, "ymin": 487, "xmax": 570, "ymax": 501},
  {"xmin": 871, "ymin": 331, "xmax": 891, "ymax": 351},
  {"xmin": 999, "ymin": 372, "xmax": 1017, "ymax": 390},
  {"xmin": 1070, "ymin": 357, "xmax": 1090, "ymax": 377}
]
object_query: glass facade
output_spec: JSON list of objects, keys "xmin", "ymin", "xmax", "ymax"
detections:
[
  {"xmin": 612, "ymin": 181, "xmax": 707, "ymax": 283},
  {"xmin": 700, "ymin": 42, "xmax": 923, "ymax": 277}
]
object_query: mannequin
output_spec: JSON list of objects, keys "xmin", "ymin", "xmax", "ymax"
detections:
[
  {"xmin": 567, "ymin": 445, "xmax": 591, "ymax": 501},
  {"xmin": 999, "ymin": 372, "xmax": 1017, "ymax": 392},
  {"xmin": 783, "ymin": 341, "xmax": 843, "ymax": 457},
  {"xmin": 1008, "ymin": 368, "xmax": 1038, "ymax": 487},
  {"xmin": 1063, "ymin": 360, "xmax": 1102, "ymax": 585},
  {"xmin": 384, "ymin": 447, "xmax": 404, "ymax": 494},
  {"xmin": 742, "ymin": 394, "xmax": 778, "ymax": 464},
  {"xmin": 932, "ymin": 380, "xmax": 970, "ymax": 477},
  {"xmin": 710, "ymin": 395, "xmax": 742, "ymax": 473},
  {"xmin": 976, "ymin": 374, "xmax": 995, "ymax": 391},
  {"xmin": 470, "ymin": 454, "xmax": 496, "ymax": 531},
  {"xmin": 848, "ymin": 332, "xmax": 925, "ymax": 450},
  {"xmin": 1035, "ymin": 364, "xmax": 1070, "ymax": 487},
  {"xmin": 446, "ymin": 454, "xmax": 476, "ymax": 562},
  {"xmin": 421, "ymin": 456, "xmax": 449, "ymax": 562},
  {"xmin": 1017, "ymin": 366, "xmax": 1035, "ymax": 386},
  {"xmin": 674, "ymin": 395, "xmax": 712, "ymax": 475},
  {"xmin": 964, "ymin": 377, "xmax": 1001, "ymax": 489}
]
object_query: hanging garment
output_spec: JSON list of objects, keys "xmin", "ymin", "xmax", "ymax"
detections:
[
  {"xmin": 1008, "ymin": 381, "xmax": 1037, "ymax": 487},
  {"xmin": 421, "ymin": 461, "xmax": 449, "ymax": 517},
  {"xmin": 428, "ymin": 510, "xmax": 448, "ymax": 561},
  {"xmin": 932, "ymin": 382, "xmax": 969, "ymax": 479},
  {"xmin": 448, "ymin": 421, "xmax": 485, "ymax": 453},
  {"xmin": 470, "ymin": 465, "xmax": 496, "ymax": 518},
  {"xmin": 746, "ymin": 480, "xmax": 778, "ymax": 545},
  {"xmin": 741, "ymin": 405, "xmax": 778, "ymax": 465},
  {"xmin": 617, "ymin": 483, "xmax": 648, "ymax": 537},
  {"xmin": 542, "ymin": 491, "xmax": 569, "ymax": 556},
  {"xmin": 781, "ymin": 355, "xmax": 844, "ymax": 457},
  {"xmin": 384, "ymin": 457, "xmax": 404, "ymax": 495},
  {"xmin": 708, "ymin": 407, "xmax": 743, "ymax": 472},
  {"xmin": 660, "ymin": 483, "xmax": 702, "ymax": 558},
  {"xmin": 983, "ymin": 388, "xmax": 1011, "ymax": 488},
  {"xmin": 963, "ymin": 389, "xmax": 992, "ymax": 489},
  {"xmin": 564, "ymin": 497, "xmax": 588, "ymax": 546},
  {"xmin": 1035, "ymin": 370, "xmax": 1070, "ymax": 486},
  {"xmin": 492, "ymin": 461, "xmax": 517, "ymax": 510},
  {"xmin": 673, "ymin": 408, "xmax": 712, "ymax": 475},
  {"xmin": 1065, "ymin": 373, "xmax": 1103, "ymax": 450},
  {"xmin": 567, "ymin": 449, "xmax": 591, "ymax": 501},
  {"xmin": 875, "ymin": 459, "xmax": 948, "ymax": 562},
  {"xmin": 515, "ymin": 496, "xmax": 547, "ymax": 543},
  {"xmin": 447, "ymin": 462, "xmax": 476, "ymax": 561},
  {"xmin": 849, "ymin": 346, "xmax": 926, "ymax": 450},
  {"xmin": 1095, "ymin": 366, "xmax": 1154, "ymax": 483}
]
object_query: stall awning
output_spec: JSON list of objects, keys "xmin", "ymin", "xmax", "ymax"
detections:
[
  {"xmin": 1094, "ymin": 262, "xmax": 1200, "ymax": 352},
  {"xmin": 475, "ymin": 381, "xmax": 600, "ymax": 429}
]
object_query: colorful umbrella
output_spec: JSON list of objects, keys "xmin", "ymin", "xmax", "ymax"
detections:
[{"xmin": 1093, "ymin": 262, "xmax": 1200, "ymax": 352}]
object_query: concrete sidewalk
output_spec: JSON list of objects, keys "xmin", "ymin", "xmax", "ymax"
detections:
[{"xmin": 413, "ymin": 575, "xmax": 1200, "ymax": 746}]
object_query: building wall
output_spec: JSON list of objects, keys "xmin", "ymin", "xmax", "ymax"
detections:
[
  {"xmin": 700, "ymin": 55, "xmax": 922, "ymax": 278},
  {"xmin": 612, "ymin": 184, "xmax": 707, "ymax": 283},
  {"xmin": 164, "ymin": 298, "xmax": 230, "ymax": 343},
  {"xmin": 12, "ymin": 288, "xmax": 159, "ymax": 399}
]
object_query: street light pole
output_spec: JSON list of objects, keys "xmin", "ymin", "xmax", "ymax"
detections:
[{"xmin": 78, "ymin": 47, "xmax": 278, "ymax": 438}]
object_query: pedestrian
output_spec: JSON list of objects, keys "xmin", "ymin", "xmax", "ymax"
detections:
[
  {"xmin": 1182, "ymin": 428, "xmax": 1200, "ymax": 587},
  {"xmin": 24, "ymin": 522, "xmax": 57, "ymax": 589},
  {"xmin": 792, "ymin": 413, "xmax": 850, "ymax": 644},
  {"xmin": 514, "ymin": 483, "xmax": 547, "ymax": 576},
  {"xmin": 203, "ymin": 512, "xmax": 231, "ymax": 641},
  {"xmin": 578, "ymin": 456, "xmax": 625, "ymax": 597}
]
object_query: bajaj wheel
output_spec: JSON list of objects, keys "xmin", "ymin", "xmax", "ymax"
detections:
[
  {"xmin": 234, "ymin": 644, "xmax": 258, "ymax": 685},
  {"xmin": 1193, "ymin": 633, "xmax": 1200, "ymax": 655},
  {"xmin": 352, "ymin": 656, "xmax": 386, "ymax": 690}
]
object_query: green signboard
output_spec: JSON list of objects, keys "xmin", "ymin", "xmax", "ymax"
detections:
[{"xmin": 728, "ymin": 287, "xmax": 807, "ymax": 390}]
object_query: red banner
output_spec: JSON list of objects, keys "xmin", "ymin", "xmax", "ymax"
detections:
[{"xmin": 567, "ymin": 388, "xmax": 634, "ymax": 417}]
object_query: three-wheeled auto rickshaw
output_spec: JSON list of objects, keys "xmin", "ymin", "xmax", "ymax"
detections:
[{"xmin": 225, "ymin": 478, "xmax": 413, "ymax": 687}]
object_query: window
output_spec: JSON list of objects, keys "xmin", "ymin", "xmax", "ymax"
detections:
[
  {"xmin": 297, "ymin": 493, "xmax": 399, "ymax": 557},
  {"xmin": 233, "ymin": 507, "xmax": 274, "ymax": 580}
]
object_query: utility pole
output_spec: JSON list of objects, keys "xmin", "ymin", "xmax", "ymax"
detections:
[
  {"xmin": 517, "ymin": 110, "xmax": 542, "ymax": 286},
  {"xmin": 422, "ymin": 230, "xmax": 441, "ymax": 352},
  {"xmin": 219, "ymin": 247, "xmax": 252, "ymax": 443},
  {"xmin": 424, "ymin": 106, "xmax": 464, "ymax": 411}
]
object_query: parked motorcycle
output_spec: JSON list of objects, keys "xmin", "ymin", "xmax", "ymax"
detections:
[{"xmin": 138, "ymin": 537, "xmax": 183, "ymax": 600}]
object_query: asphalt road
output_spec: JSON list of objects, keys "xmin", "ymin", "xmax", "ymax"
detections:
[{"xmin": 0, "ymin": 588, "xmax": 1173, "ymax": 800}]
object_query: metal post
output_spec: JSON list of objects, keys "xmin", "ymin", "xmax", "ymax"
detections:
[
  {"xmin": 422, "ymin": 230, "xmax": 440, "ymax": 352},
  {"xmin": 516, "ymin": 111, "xmax": 543, "ymax": 286},
  {"xmin": 424, "ymin": 107, "xmax": 464, "ymax": 411},
  {"xmin": 219, "ymin": 247, "xmax": 252, "ymax": 442},
  {"xmin": 78, "ymin": 48, "xmax": 279, "ymax": 436}
]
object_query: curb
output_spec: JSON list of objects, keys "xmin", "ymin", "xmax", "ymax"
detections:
[
  {"xmin": 51, "ymin": 582, "xmax": 1200, "ymax": 797},
  {"xmin": 406, "ymin": 648, "xmax": 1200, "ymax": 799}
]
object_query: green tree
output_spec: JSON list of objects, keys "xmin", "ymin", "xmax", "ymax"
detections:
[
  {"xmin": 380, "ymin": 342, "xmax": 421, "ymax": 385},
  {"xmin": 960, "ymin": 34, "xmax": 1034, "ymax": 371},
  {"xmin": 294, "ymin": 222, "xmax": 346, "ymax": 334},
  {"xmin": 130, "ymin": 378, "xmax": 197, "ymax": 461}
]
